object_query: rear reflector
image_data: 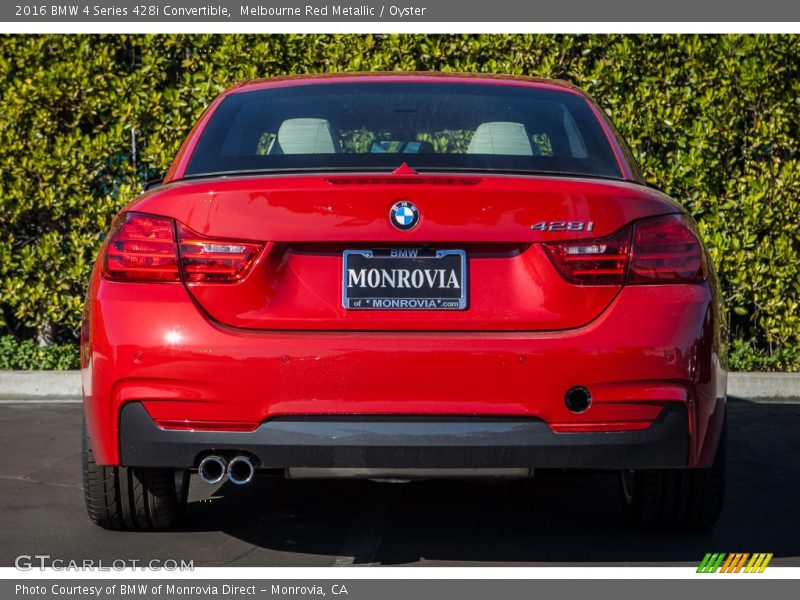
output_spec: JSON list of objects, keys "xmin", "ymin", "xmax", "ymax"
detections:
[
  {"xmin": 544, "ymin": 214, "xmax": 707, "ymax": 286},
  {"xmin": 154, "ymin": 419, "xmax": 260, "ymax": 432},
  {"xmin": 103, "ymin": 213, "xmax": 180, "ymax": 282},
  {"xmin": 102, "ymin": 212, "xmax": 263, "ymax": 283}
]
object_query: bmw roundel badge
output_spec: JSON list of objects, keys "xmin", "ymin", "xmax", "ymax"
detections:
[{"xmin": 390, "ymin": 201, "xmax": 420, "ymax": 231}]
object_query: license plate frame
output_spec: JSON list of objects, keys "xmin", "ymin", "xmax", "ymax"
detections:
[{"xmin": 342, "ymin": 248, "xmax": 467, "ymax": 310}]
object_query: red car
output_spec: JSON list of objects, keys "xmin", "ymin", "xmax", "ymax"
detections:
[{"xmin": 82, "ymin": 73, "xmax": 727, "ymax": 531}]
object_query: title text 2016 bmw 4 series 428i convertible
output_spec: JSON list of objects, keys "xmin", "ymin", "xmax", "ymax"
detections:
[{"xmin": 81, "ymin": 73, "xmax": 727, "ymax": 531}]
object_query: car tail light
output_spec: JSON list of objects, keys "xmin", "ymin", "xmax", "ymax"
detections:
[
  {"xmin": 543, "ymin": 225, "xmax": 632, "ymax": 285},
  {"xmin": 544, "ymin": 214, "xmax": 707, "ymax": 285},
  {"xmin": 628, "ymin": 214, "xmax": 707, "ymax": 283},
  {"xmin": 177, "ymin": 225, "xmax": 263, "ymax": 283},
  {"xmin": 102, "ymin": 212, "xmax": 262, "ymax": 283},
  {"xmin": 103, "ymin": 213, "xmax": 180, "ymax": 282}
]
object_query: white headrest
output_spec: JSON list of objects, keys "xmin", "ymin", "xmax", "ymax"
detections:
[
  {"xmin": 275, "ymin": 118, "xmax": 337, "ymax": 154},
  {"xmin": 467, "ymin": 122, "xmax": 533, "ymax": 156}
]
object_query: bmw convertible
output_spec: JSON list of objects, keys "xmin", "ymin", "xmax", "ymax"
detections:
[{"xmin": 82, "ymin": 73, "xmax": 726, "ymax": 531}]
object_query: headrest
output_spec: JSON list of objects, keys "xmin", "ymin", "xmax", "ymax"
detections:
[
  {"xmin": 273, "ymin": 118, "xmax": 337, "ymax": 154},
  {"xmin": 467, "ymin": 122, "xmax": 533, "ymax": 156}
]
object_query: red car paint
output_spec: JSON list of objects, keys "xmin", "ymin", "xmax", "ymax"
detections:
[{"xmin": 82, "ymin": 73, "xmax": 727, "ymax": 470}]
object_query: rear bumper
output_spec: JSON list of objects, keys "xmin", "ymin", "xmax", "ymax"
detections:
[
  {"xmin": 84, "ymin": 278, "xmax": 726, "ymax": 469},
  {"xmin": 120, "ymin": 401, "xmax": 689, "ymax": 470}
]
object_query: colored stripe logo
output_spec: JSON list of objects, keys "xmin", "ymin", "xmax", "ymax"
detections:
[{"xmin": 697, "ymin": 553, "xmax": 773, "ymax": 573}]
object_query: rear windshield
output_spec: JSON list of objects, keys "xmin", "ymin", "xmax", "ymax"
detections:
[{"xmin": 184, "ymin": 82, "xmax": 623, "ymax": 179}]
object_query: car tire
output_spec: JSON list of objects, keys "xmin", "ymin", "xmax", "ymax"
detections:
[
  {"xmin": 82, "ymin": 417, "xmax": 189, "ymax": 530},
  {"xmin": 624, "ymin": 413, "xmax": 726, "ymax": 531}
]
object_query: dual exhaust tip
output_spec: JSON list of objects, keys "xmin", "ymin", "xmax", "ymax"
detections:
[{"xmin": 198, "ymin": 454, "xmax": 255, "ymax": 486}]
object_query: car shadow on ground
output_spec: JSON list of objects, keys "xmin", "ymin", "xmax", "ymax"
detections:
[{"xmin": 176, "ymin": 397, "xmax": 800, "ymax": 565}]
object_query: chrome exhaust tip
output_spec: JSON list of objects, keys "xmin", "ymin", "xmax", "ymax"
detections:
[
  {"xmin": 198, "ymin": 455, "xmax": 227, "ymax": 485},
  {"xmin": 227, "ymin": 455, "xmax": 255, "ymax": 486}
]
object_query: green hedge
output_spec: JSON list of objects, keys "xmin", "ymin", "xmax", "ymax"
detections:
[
  {"xmin": 0, "ymin": 35, "xmax": 798, "ymax": 370},
  {"xmin": 0, "ymin": 335, "xmax": 78, "ymax": 370}
]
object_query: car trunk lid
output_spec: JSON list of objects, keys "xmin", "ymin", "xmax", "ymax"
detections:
[{"xmin": 130, "ymin": 173, "xmax": 681, "ymax": 331}]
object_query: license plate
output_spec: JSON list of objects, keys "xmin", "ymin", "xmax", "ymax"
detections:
[{"xmin": 342, "ymin": 249, "xmax": 467, "ymax": 310}]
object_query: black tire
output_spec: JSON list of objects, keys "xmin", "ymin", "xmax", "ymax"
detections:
[
  {"xmin": 624, "ymin": 414, "xmax": 726, "ymax": 531},
  {"xmin": 82, "ymin": 418, "xmax": 189, "ymax": 530}
]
